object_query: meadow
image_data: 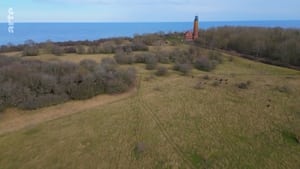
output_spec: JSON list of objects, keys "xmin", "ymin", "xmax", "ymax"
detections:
[{"xmin": 0, "ymin": 46, "xmax": 299, "ymax": 169}]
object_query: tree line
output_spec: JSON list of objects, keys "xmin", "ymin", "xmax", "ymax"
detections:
[{"xmin": 197, "ymin": 26, "xmax": 300, "ymax": 67}]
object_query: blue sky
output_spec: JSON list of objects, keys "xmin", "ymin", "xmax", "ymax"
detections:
[{"xmin": 1, "ymin": 0, "xmax": 300, "ymax": 22}]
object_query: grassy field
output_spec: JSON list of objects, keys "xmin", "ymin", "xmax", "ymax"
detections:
[{"xmin": 0, "ymin": 51, "xmax": 299, "ymax": 169}]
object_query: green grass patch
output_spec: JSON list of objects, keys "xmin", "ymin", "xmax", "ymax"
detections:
[
  {"xmin": 22, "ymin": 127, "xmax": 41, "ymax": 136},
  {"xmin": 281, "ymin": 130, "xmax": 299, "ymax": 145},
  {"xmin": 186, "ymin": 151, "xmax": 207, "ymax": 168}
]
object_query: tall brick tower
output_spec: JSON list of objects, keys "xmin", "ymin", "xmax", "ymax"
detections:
[{"xmin": 193, "ymin": 16, "xmax": 199, "ymax": 40}]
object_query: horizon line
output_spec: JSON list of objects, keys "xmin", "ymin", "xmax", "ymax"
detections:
[{"xmin": 1, "ymin": 19, "xmax": 300, "ymax": 24}]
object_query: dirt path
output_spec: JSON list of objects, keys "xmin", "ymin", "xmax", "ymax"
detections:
[{"xmin": 0, "ymin": 89, "xmax": 136, "ymax": 135}]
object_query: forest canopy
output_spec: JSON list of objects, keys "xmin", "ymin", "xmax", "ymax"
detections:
[{"xmin": 197, "ymin": 27, "xmax": 300, "ymax": 67}]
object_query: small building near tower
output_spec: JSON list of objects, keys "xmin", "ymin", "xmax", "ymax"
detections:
[
  {"xmin": 184, "ymin": 31, "xmax": 193, "ymax": 41},
  {"xmin": 184, "ymin": 16, "xmax": 199, "ymax": 41}
]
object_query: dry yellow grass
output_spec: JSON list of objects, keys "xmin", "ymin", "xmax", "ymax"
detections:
[
  {"xmin": 0, "ymin": 88, "xmax": 136, "ymax": 135},
  {"xmin": 0, "ymin": 51, "xmax": 299, "ymax": 169},
  {"xmin": 23, "ymin": 53, "xmax": 114, "ymax": 63}
]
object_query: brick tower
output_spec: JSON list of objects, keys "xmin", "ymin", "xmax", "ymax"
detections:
[{"xmin": 193, "ymin": 16, "xmax": 199, "ymax": 40}]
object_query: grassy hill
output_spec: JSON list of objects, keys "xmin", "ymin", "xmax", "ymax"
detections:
[{"xmin": 0, "ymin": 50, "xmax": 299, "ymax": 169}]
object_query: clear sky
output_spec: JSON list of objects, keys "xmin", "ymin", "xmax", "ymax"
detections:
[{"xmin": 1, "ymin": 0, "xmax": 300, "ymax": 22}]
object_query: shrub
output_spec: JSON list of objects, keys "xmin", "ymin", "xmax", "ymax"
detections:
[
  {"xmin": 155, "ymin": 66, "xmax": 168, "ymax": 76},
  {"xmin": 155, "ymin": 50, "xmax": 170, "ymax": 64},
  {"xmin": 101, "ymin": 57, "xmax": 117, "ymax": 66},
  {"xmin": 76, "ymin": 45, "xmax": 86, "ymax": 54},
  {"xmin": 26, "ymin": 73, "xmax": 57, "ymax": 95},
  {"xmin": 114, "ymin": 51, "xmax": 135, "ymax": 64},
  {"xmin": 19, "ymin": 94, "xmax": 68, "ymax": 110},
  {"xmin": 0, "ymin": 56, "xmax": 137, "ymax": 111},
  {"xmin": 203, "ymin": 75, "xmax": 210, "ymax": 80},
  {"xmin": 51, "ymin": 45, "xmax": 64, "ymax": 56},
  {"xmin": 87, "ymin": 46, "xmax": 99, "ymax": 54},
  {"xmin": 134, "ymin": 53, "xmax": 146, "ymax": 63},
  {"xmin": 64, "ymin": 46, "xmax": 77, "ymax": 53},
  {"xmin": 80, "ymin": 59, "xmax": 97, "ymax": 72},
  {"xmin": 68, "ymin": 74, "xmax": 97, "ymax": 100},
  {"xmin": 0, "ymin": 56, "xmax": 19, "ymax": 67},
  {"xmin": 23, "ymin": 46, "xmax": 39, "ymax": 56},
  {"xmin": 122, "ymin": 45, "xmax": 133, "ymax": 53},
  {"xmin": 100, "ymin": 41, "xmax": 116, "ymax": 54},
  {"xmin": 22, "ymin": 40, "xmax": 39, "ymax": 56},
  {"xmin": 145, "ymin": 54, "xmax": 158, "ymax": 70},
  {"xmin": 119, "ymin": 67, "xmax": 137, "ymax": 86},
  {"xmin": 132, "ymin": 41, "xmax": 149, "ymax": 51},
  {"xmin": 173, "ymin": 63, "xmax": 192, "ymax": 75},
  {"xmin": 0, "ymin": 81, "xmax": 32, "ymax": 107},
  {"xmin": 209, "ymin": 51, "xmax": 223, "ymax": 64},
  {"xmin": 237, "ymin": 81, "xmax": 251, "ymax": 89},
  {"xmin": 105, "ymin": 79, "xmax": 129, "ymax": 94},
  {"xmin": 103, "ymin": 68, "xmax": 136, "ymax": 94},
  {"xmin": 194, "ymin": 56, "xmax": 215, "ymax": 71}
]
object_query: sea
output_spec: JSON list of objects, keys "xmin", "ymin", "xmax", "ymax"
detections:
[{"xmin": 1, "ymin": 20, "xmax": 300, "ymax": 46}]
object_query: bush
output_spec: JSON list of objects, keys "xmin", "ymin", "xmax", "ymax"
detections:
[
  {"xmin": 76, "ymin": 45, "xmax": 86, "ymax": 54},
  {"xmin": 145, "ymin": 54, "xmax": 158, "ymax": 70},
  {"xmin": 114, "ymin": 51, "xmax": 135, "ymax": 64},
  {"xmin": 0, "ymin": 56, "xmax": 137, "ymax": 110},
  {"xmin": 19, "ymin": 94, "xmax": 69, "ymax": 110},
  {"xmin": 135, "ymin": 53, "xmax": 157, "ymax": 65},
  {"xmin": 173, "ymin": 63, "xmax": 192, "ymax": 75},
  {"xmin": 194, "ymin": 56, "xmax": 215, "ymax": 71},
  {"xmin": 68, "ymin": 73, "xmax": 97, "ymax": 100},
  {"xmin": 203, "ymin": 75, "xmax": 210, "ymax": 80},
  {"xmin": 101, "ymin": 57, "xmax": 117, "ymax": 66},
  {"xmin": 64, "ymin": 47, "xmax": 77, "ymax": 53},
  {"xmin": 0, "ymin": 56, "xmax": 19, "ymax": 67},
  {"xmin": 51, "ymin": 45, "xmax": 64, "ymax": 56},
  {"xmin": 132, "ymin": 41, "xmax": 149, "ymax": 51},
  {"xmin": 237, "ymin": 81, "xmax": 251, "ymax": 89},
  {"xmin": 22, "ymin": 40, "xmax": 39, "ymax": 56},
  {"xmin": 105, "ymin": 68, "xmax": 136, "ymax": 94},
  {"xmin": 87, "ymin": 46, "xmax": 99, "ymax": 54},
  {"xmin": 155, "ymin": 66, "xmax": 168, "ymax": 76},
  {"xmin": 134, "ymin": 53, "xmax": 146, "ymax": 63},
  {"xmin": 99, "ymin": 41, "xmax": 116, "ymax": 54},
  {"xmin": 80, "ymin": 59, "xmax": 97, "ymax": 72},
  {"xmin": 23, "ymin": 46, "xmax": 39, "ymax": 56},
  {"xmin": 209, "ymin": 51, "xmax": 223, "ymax": 64},
  {"xmin": 155, "ymin": 50, "xmax": 170, "ymax": 64},
  {"xmin": 122, "ymin": 45, "xmax": 133, "ymax": 53}
]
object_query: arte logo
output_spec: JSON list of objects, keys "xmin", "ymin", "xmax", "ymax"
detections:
[{"xmin": 8, "ymin": 8, "xmax": 14, "ymax": 34}]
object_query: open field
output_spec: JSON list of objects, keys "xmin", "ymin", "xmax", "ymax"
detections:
[{"xmin": 0, "ymin": 52, "xmax": 300, "ymax": 169}]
